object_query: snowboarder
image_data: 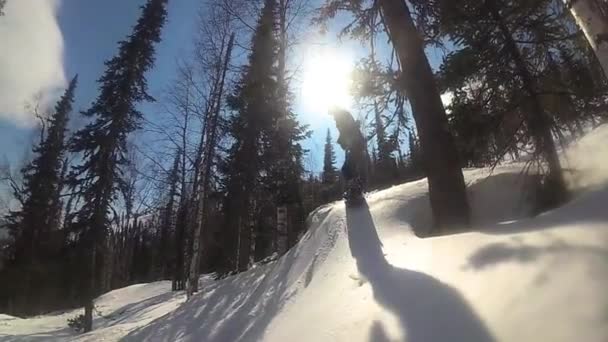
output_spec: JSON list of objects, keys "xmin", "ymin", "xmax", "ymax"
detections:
[{"xmin": 329, "ymin": 108, "xmax": 367, "ymax": 206}]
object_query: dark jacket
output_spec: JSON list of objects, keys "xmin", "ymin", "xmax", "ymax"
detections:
[
  {"xmin": 331, "ymin": 109, "xmax": 367, "ymax": 182},
  {"xmin": 332, "ymin": 109, "xmax": 365, "ymax": 152}
]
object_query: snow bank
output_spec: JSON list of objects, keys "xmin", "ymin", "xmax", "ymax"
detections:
[
  {"xmin": 0, "ymin": 281, "xmax": 186, "ymax": 341},
  {"xmin": 563, "ymin": 124, "xmax": 608, "ymax": 193},
  {"xmin": 2, "ymin": 125, "xmax": 608, "ymax": 342}
]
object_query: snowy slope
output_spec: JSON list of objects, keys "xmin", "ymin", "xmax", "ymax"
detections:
[
  {"xmin": 0, "ymin": 281, "xmax": 186, "ymax": 341},
  {"xmin": 2, "ymin": 125, "xmax": 608, "ymax": 342}
]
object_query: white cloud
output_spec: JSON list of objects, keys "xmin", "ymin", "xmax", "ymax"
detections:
[{"xmin": 0, "ymin": 0, "xmax": 66, "ymax": 127}]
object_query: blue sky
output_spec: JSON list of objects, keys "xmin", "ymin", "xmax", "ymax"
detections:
[
  {"xmin": 0, "ymin": 0, "xmax": 333, "ymax": 172},
  {"xmin": 0, "ymin": 0, "xmax": 447, "ymax": 175}
]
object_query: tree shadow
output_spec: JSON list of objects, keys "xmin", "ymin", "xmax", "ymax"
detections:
[
  {"xmin": 0, "ymin": 327, "xmax": 74, "ymax": 342},
  {"xmin": 387, "ymin": 172, "xmax": 608, "ymax": 238},
  {"xmin": 0, "ymin": 287, "xmax": 184, "ymax": 342},
  {"xmin": 120, "ymin": 244, "xmax": 304, "ymax": 342},
  {"xmin": 478, "ymin": 184, "xmax": 608, "ymax": 235},
  {"xmin": 465, "ymin": 239, "xmax": 608, "ymax": 271},
  {"xmin": 345, "ymin": 203, "xmax": 495, "ymax": 342},
  {"xmin": 385, "ymin": 172, "xmax": 534, "ymax": 237}
]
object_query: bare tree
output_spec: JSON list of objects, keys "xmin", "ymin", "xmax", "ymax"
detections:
[{"xmin": 186, "ymin": 0, "xmax": 240, "ymax": 297}]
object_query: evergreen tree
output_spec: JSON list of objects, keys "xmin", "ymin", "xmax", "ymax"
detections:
[
  {"xmin": 322, "ymin": 129, "xmax": 337, "ymax": 184},
  {"xmin": 405, "ymin": 129, "xmax": 424, "ymax": 180},
  {"xmin": 271, "ymin": 0, "xmax": 310, "ymax": 255},
  {"xmin": 221, "ymin": 0, "xmax": 279, "ymax": 272},
  {"xmin": 220, "ymin": 0, "xmax": 308, "ymax": 271},
  {"xmin": 318, "ymin": 0, "xmax": 471, "ymax": 231},
  {"xmin": 379, "ymin": 0, "xmax": 470, "ymax": 230},
  {"xmin": 68, "ymin": 0, "xmax": 167, "ymax": 331},
  {"xmin": 3, "ymin": 76, "xmax": 77, "ymax": 315},
  {"xmin": 372, "ymin": 102, "xmax": 400, "ymax": 188},
  {"xmin": 432, "ymin": 0, "xmax": 606, "ymax": 204}
]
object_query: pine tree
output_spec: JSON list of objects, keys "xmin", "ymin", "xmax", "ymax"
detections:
[
  {"xmin": 68, "ymin": 0, "xmax": 167, "ymax": 331},
  {"xmin": 4, "ymin": 76, "xmax": 77, "ymax": 315},
  {"xmin": 433, "ymin": 0, "xmax": 600, "ymax": 204},
  {"xmin": 322, "ymin": 129, "xmax": 337, "ymax": 184},
  {"xmin": 318, "ymin": 0, "xmax": 471, "ymax": 231},
  {"xmin": 264, "ymin": 0, "xmax": 309, "ymax": 257},
  {"xmin": 406, "ymin": 129, "xmax": 424, "ymax": 180},
  {"xmin": 379, "ymin": 0, "xmax": 470, "ymax": 230},
  {"xmin": 222, "ymin": 0, "xmax": 299, "ymax": 272},
  {"xmin": 221, "ymin": 0, "xmax": 277, "ymax": 272},
  {"xmin": 485, "ymin": 0, "xmax": 568, "ymax": 204},
  {"xmin": 372, "ymin": 102, "xmax": 400, "ymax": 188}
]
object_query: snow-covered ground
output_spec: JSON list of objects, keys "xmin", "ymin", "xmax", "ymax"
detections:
[
  {"xmin": 0, "ymin": 281, "xmax": 186, "ymax": 341},
  {"xmin": 2, "ymin": 125, "xmax": 608, "ymax": 342}
]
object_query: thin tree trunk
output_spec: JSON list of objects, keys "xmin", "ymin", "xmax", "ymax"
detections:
[
  {"xmin": 238, "ymin": 215, "xmax": 252, "ymax": 272},
  {"xmin": 564, "ymin": 0, "xmax": 608, "ymax": 77},
  {"xmin": 273, "ymin": 0, "xmax": 297, "ymax": 253},
  {"xmin": 276, "ymin": 205, "xmax": 288, "ymax": 253},
  {"xmin": 160, "ymin": 151, "xmax": 180, "ymax": 279},
  {"xmin": 378, "ymin": 0, "xmax": 470, "ymax": 232},
  {"xmin": 172, "ymin": 202, "xmax": 187, "ymax": 291},
  {"xmin": 83, "ymin": 241, "xmax": 96, "ymax": 332},
  {"xmin": 187, "ymin": 33, "xmax": 235, "ymax": 298}
]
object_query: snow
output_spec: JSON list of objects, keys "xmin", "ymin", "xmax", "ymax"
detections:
[
  {"xmin": 2, "ymin": 125, "xmax": 608, "ymax": 341},
  {"xmin": 0, "ymin": 281, "xmax": 186, "ymax": 341}
]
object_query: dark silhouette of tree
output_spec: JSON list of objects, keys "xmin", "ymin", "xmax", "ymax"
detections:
[
  {"xmin": 322, "ymin": 129, "xmax": 338, "ymax": 184},
  {"xmin": 317, "ymin": 0, "xmax": 471, "ymax": 231},
  {"xmin": 68, "ymin": 0, "xmax": 168, "ymax": 331},
  {"xmin": 2, "ymin": 76, "xmax": 77, "ymax": 316},
  {"xmin": 222, "ymin": 0, "xmax": 280, "ymax": 272}
]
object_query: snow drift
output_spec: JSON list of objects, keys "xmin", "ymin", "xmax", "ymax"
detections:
[{"xmin": 2, "ymin": 125, "xmax": 608, "ymax": 342}]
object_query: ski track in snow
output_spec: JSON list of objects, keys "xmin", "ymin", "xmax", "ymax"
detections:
[{"xmin": 1, "ymin": 125, "xmax": 608, "ymax": 341}]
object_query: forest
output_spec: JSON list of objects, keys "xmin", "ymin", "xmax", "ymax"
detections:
[{"xmin": 0, "ymin": 0, "xmax": 607, "ymax": 334}]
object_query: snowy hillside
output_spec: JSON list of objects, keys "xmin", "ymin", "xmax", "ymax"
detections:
[{"xmin": 2, "ymin": 125, "xmax": 608, "ymax": 342}]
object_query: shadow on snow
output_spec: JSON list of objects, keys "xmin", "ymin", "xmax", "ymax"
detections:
[{"xmin": 345, "ymin": 203, "xmax": 495, "ymax": 342}]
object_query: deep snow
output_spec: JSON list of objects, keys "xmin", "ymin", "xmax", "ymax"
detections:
[{"xmin": 1, "ymin": 125, "xmax": 608, "ymax": 342}]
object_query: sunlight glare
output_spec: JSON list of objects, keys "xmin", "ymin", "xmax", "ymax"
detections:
[{"xmin": 301, "ymin": 48, "xmax": 354, "ymax": 114}]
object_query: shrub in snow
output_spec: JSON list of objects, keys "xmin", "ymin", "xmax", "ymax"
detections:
[{"xmin": 67, "ymin": 314, "xmax": 86, "ymax": 332}]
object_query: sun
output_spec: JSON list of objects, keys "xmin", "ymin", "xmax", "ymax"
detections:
[{"xmin": 300, "ymin": 47, "xmax": 354, "ymax": 114}]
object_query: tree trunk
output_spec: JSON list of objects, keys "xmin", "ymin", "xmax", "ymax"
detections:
[
  {"xmin": 378, "ymin": 0, "xmax": 470, "ymax": 232},
  {"xmin": 237, "ymin": 215, "xmax": 252, "ymax": 272},
  {"xmin": 486, "ymin": 0, "xmax": 569, "ymax": 204},
  {"xmin": 274, "ymin": 0, "xmax": 295, "ymax": 252},
  {"xmin": 187, "ymin": 33, "xmax": 235, "ymax": 298},
  {"xmin": 160, "ymin": 152, "xmax": 180, "ymax": 279},
  {"xmin": 103, "ymin": 238, "xmax": 113, "ymax": 292},
  {"xmin": 276, "ymin": 205, "xmax": 288, "ymax": 254},
  {"xmin": 564, "ymin": 0, "xmax": 608, "ymax": 77},
  {"xmin": 172, "ymin": 203, "xmax": 187, "ymax": 291},
  {"xmin": 83, "ymin": 241, "xmax": 96, "ymax": 332}
]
